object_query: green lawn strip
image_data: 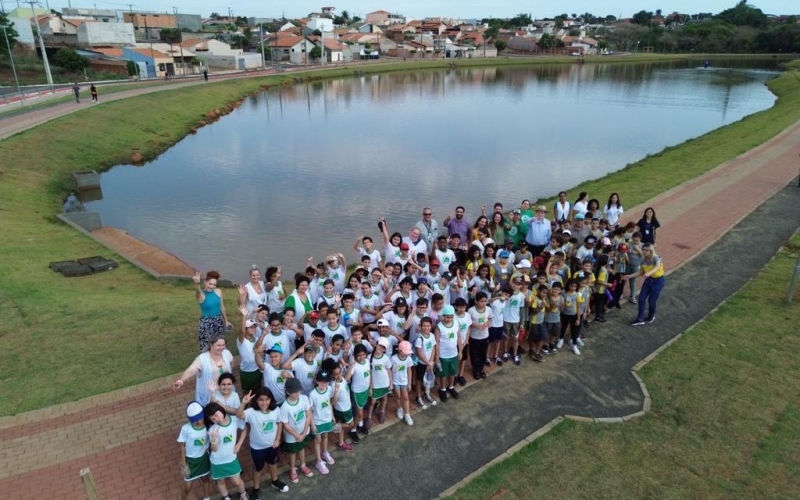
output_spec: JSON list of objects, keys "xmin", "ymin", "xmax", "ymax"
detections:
[
  {"xmin": 0, "ymin": 62, "xmax": 797, "ymax": 417},
  {"xmin": 447, "ymin": 235, "xmax": 800, "ymax": 500}
]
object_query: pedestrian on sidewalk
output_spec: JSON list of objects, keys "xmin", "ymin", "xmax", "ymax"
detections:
[
  {"xmin": 624, "ymin": 243, "xmax": 666, "ymax": 326},
  {"xmin": 177, "ymin": 401, "xmax": 213, "ymax": 500},
  {"xmin": 203, "ymin": 68, "xmax": 209, "ymax": 81},
  {"xmin": 72, "ymin": 82, "xmax": 80, "ymax": 103},
  {"xmin": 90, "ymin": 84, "xmax": 98, "ymax": 103}
]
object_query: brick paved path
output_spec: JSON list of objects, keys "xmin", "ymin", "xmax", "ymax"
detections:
[{"xmin": 0, "ymin": 114, "xmax": 797, "ymax": 499}]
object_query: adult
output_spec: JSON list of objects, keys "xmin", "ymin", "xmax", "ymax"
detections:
[
  {"xmin": 572, "ymin": 213, "xmax": 591, "ymax": 246},
  {"xmin": 443, "ymin": 206, "xmax": 471, "ymax": 245},
  {"xmin": 238, "ymin": 266, "xmax": 267, "ymax": 315},
  {"xmin": 604, "ymin": 193, "xmax": 624, "ymax": 228},
  {"xmin": 172, "ymin": 335, "xmax": 235, "ymax": 406},
  {"xmin": 90, "ymin": 84, "xmax": 98, "ymax": 103},
  {"xmin": 471, "ymin": 215, "xmax": 490, "ymax": 244},
  {"xmin": 553, "ymin": 191, "xmax": 572, "ymax": 223},
  {"xmin": 636, "ymin": 207, "xmax": 661, "ymax": 245},
  {"xmin": 572, "ymin": 192, "xmax": 589, "ymax": 220},
  {"xmin": 264, "ymin": 266, "xmax": 285, "ymax": 314},
  {"xmin": 284, "ymin": 275, "xmax": 314, "ymax": 322},
  {"xmin": 488, "ymin": 212, "xmax": 506, "ymax": 247},
  {"xmin": 519, "ymin": 200, "xmax": 534, "ymax": 226},
  {"xmin": 586, "ymin": 199, "xmax": 601, "ymax": 219},
  {"xmin": 193, "ymin": 270, "xmax": 232, "ymax": 353},
  {"xmin": 72, "ymin": 82, "xmax": 80, "ymax": 103},
  {"xmin": 415, "ymin": 208, "xmax": 440, "ymax": 250},
  {"xmin": 505, "ymin": 209, "xmax": 527, "ymax": 249},
  {"xmin": 403, "ymin": 227, "xmax": 428, "ymax": 258},
  {"xmin": 623, "ymin": 244, "xmax": 665, "ymax": 325},
  {"xmin": 524, "ymin": 206, "xmax": 552, "ymax": 257}
]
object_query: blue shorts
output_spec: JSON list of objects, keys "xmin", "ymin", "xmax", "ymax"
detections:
[
  {"xmin": 488, "ymin": 326, "xmax": 504, "ymax": 342},
  {"xmin": 251, "ymin": 446, "xmax": 279, "ymax": 471}
]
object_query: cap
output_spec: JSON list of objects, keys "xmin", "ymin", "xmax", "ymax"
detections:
[
  {"xmin": 441, "ymin": 272, "xmax": 453, "ymax": 280},
  {"xmin": 394, "ymin": 297, "xmax": 408, "ymax": 306},
  {"xmin": 303, "ymin": 344, "xmax": 316, "ymax": 352},
  {"xmin": 536, "ymin": 205, "xmax": 548, "ymax": 212},
  {"xmin": 498, "ymin": 250, "xmax": 510, "ymax": 258},
  {"xmin": 516, "ymin": 259, "xmax": 531, "ymax": 269},
  {"xmin": 575, "ymin": 271, "xmax": 586, "ymax": 280},
  {"xmin": 266, "ymin": 346, "xmax": 284, "ymax": 355},
  {"xmin": 562, "ymin": 230, "xmax": 572, "ymax": 235},
  {"xmin": 601, "ymin": 237, "xmax": 612, "ymax": 246},
  {"xmin": 377, "ymin": 338, "xmax": 391, "ymax": 350},
  {"xmin": 376, "ymin": 319, "xmax": 390, "ymax": 327},
  {"xmin": 187, "ymin": 401, "xmax": 204, "ymax": 423},
  {"xmin": 585, "ymin": 235, "xmax": 597, "ymax": 243},
  {"xmin": 285, "ymin": 377, "xmax": 302, "ymax": 394},
  {"xmin": 533, "ymin": 256, "xmax": 546, "ymax": 268},
  {"xmin": 417, "ymin": 277, "xmax": 428, "ymax": 285},
  {"xmin": 618, "ymin": 243, "xmax": 629, "ymax": 253},
  {"xmin": 308, "ymin": 311, "xmax": 320, "ymax": 319},
  {"xmin": 400, "ymin": 242, "xmax": 410, "ymax": 250},
  {"xmin": 441, "ymin": 305, "xmax": 455, "ymax": 316},
  {"xmin": 512, "ymin": 209, "xmax": 521, "ymax": 214},
  {"xmin": 245, "ymin": 320, "xmax": 257, "ymax": 328},
  {"xmin": 430, "ymin": 259, "xmax": 440, "ymax": 266},
  {"xmin": 575, "ymin": 213, "xmax": 585, "ymax": 220},
  {"xmin": 398, "ymin": 341, "xmax": 412, "ymax": 355},
  {"xmin": 315, "ymin": 370, "xmax": 332, "ymax": 382}
]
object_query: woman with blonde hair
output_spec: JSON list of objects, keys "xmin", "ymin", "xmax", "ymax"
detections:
[{"xmin": 623, "ymin": 243, "xmax": 666, "ymax": 326}]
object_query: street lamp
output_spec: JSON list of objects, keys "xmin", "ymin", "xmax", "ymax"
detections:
[{"xmin": 1, "ymin": 25, "xmax": 24, "ymax": 106}]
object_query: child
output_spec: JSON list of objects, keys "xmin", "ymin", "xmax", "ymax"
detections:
[
  {"xmin": 413, "ymin": 317, "xmax": 439, "ymax": 409},
  {"xmin": 611, "ymin": 244, "xmax": 630, "ymax": 308},
  {"xmin": 257, "ymin": 313, "xmax": 295, "ymax": 365},
  {"xmin": 503, "ymin": 280, "xmax": 525, "ymax": 365},
  {"xmin": 327, "ymin": 334, "xmax": 347, "ymax": 366},
  {"xmin": 284, "ymin": 343, "xmax": 320, "ymax": 395},
  {"xmin": 359, "ymin": 280, "xmax": 383, "ymax": 329},
  {"xmin": 237, "ymin": 388, "xmax": 289, "ymax": 497},
  {"xmin": 625, "ymin": 232, "xmax": 644, "ymax": 304},
  {"xmin": 467, "ymin": 292, "xmax": 491, "ymax": 380},
  {"xmin": 317, "ymin": 279, "xmax": 339, "ymax": 309},
  {"xmin": 488, "ymin": 288, "xmax": 509, "ymax": 365},
  {"xmin": 322, "ymin": 309, "xmax": 348, "ymax": 346},
  {"xmin": 559, "ymin": 279, "xmax": 583, "ymax": 355},
  {"xmin": 544, "ymin": 282, "xmax": 564, "ymax": 354},
  {"xmin": 348, "ymin": 344, "xmax": 373, "ymax": 435},
  {"xmin": 207, "ymin": 373, "xmax": 241, "ymax": 415},
  {"xmin": 527, "ymin": 285, "xmax": 548, "ymax": 361},
  {"xmin": 347, "ymin": 327, "xmax": 374, "ymax": 359},
  {"xmin": 354, "ymin": 235, "xmax": 382, "ymax": 271},
  {"xmin": 404, "ymin": 297, "xmax": 429, "ymax": 346},
  {"xmin": 339, "ymin": 293, "xmax": 362, "ymax": 337},
  {"xmin": 382, "ymin": 298, "xmax": 410, "ymax": 341},
  {"xmin": 435, "ymin": 305, "xmax": 461, "ymax": 401},
  {"xmin": 391, "ymin": 341, "xmax": 416, "ymax": 425},
  {"xmin": 255, "ymin": 345, "xmax": 292, "ymax": 405},
  {"xmin": 204, "ymin": 402, "xmax": 249, "ymax": 500},
  {"xmin": 576, "ymin": 272, "xmax": 592, "ymax": 341},
  {"xmin": 236, "ymin": 305, "xmax": 261, "ymax": 395},
  {"xmin": 321, "ymin": 358, "xmax": 358, "ymax": 447},
  {"xmin": 302, "ymin": 310, "xmax": 322, "ymax": 342},
  {"xmin": 279, "ymin": 378, "xmax": 314, "ymax": 484},
  {"xmin": 593, "ymin": 255, "xmax": 612, "ymax": 323},
  {"xmin": 515, "ymin": 241, "xmax": 533, "ymax": 267},
  {"xmin": 309, "ymin": 370, "xmax": 338, "ymax": 475},
  {"xmin": 453, "ymin": 298, "xmax": 472, "ymax": 386},
  {"xmin": 368, "ymin": 338, "xmax": 394, "ymax": 423},
  {"xmin": 177, "ymin": 401, "xmax": 212, "ymax": 500}
]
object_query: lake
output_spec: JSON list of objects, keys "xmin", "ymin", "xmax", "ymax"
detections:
[{"xmin": 84, "ymin": 58, "xmax": 784, "ymax": 281}]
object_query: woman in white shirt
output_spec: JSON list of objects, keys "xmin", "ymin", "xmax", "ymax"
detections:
[
  {"xmin": 553, "ymin": 191, "xmax": 572, "ymax": 222},
  {"xmin": 238, "ymin": 266, "xmax": 267, "ymax": 315},
  {"xmin": 172, "ymin": 335, "xmax": 235, "ymax": 406},
  {"xmin": 572, "ymin": 191, "xmax": 589, "ymax": 220},
  {"xmin": 604, "ymin": 192, "xmax": 625, "ymax": 228}
]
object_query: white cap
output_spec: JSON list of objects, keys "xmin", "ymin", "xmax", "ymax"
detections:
[
  {"xmin": 376, "ymin": 319, "xmax": 390, "ymax": 327},
  {"xmin": 516, "ymin": 259, "xmax": 532, "ymax": 269},
  {"xmin": 187, "ymin": 401, "xmax": 204, "ymax": 422},
  {"xmin": 245, "ymin": 320, "xmax": 257, "ymax": 328},
  {"xmin": 377, "ymin": 337, "xmax": 391, "ymax": 350}
]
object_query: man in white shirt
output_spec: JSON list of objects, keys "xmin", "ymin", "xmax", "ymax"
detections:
[
  {"xmin": 403, "ymin": 227, "xmax": 428, "ymax": 258},
  {"xmin": 414, "ymin": 208, "xmax": 439, "ymax": 251}
]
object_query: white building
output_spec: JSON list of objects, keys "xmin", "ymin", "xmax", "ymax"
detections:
[
  {"xmin": 7, "ymin": 18, "xmax": 35, "ymax": 48},
  {"xmin": 77, "ymin": 22, "xmax": 136, "ymax": 46}
]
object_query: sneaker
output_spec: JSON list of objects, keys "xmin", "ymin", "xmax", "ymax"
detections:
[
  {"xmin": 549, "ymin": 343, "xmax": 559, "ymax": 353},
  {"xmin": 416, "ymin": 397, "xmax": 428, "ymax": 410},
  {"xmin": 572, "ymin": 344, "xmax": 581, "ymax": 355},
  {"xmin": 595, "ymin": 317, "xmax": 606, "ymax": 323},
  {"xmin": 646, "ymin": 315, "xmax": 656, "ymax": 324},
  {"xmin": 448, "ymin": 387, "xmax": 460, "ymax": 399},
  {"xmin": 271, "ymin": 480, "xmax": 289, "ymax": 493},
  {"xmin": 404, "ymin": 413, "xmax": 414, "ymax": 426},
  {"xmin": 252, "ymin": 488, "xmax": 260, "ymax": 500},
  {"xmin": 424, "ymin": 393, "xmax": 438, "ymax": 406},
  {"xmin": 513, "ymin": 355, "xmax": 521, "ymax": 366},
  {"xmin": 630, "ymin": 319, "xmax": 646, "ymax": 326},
  {"xmin": 289, "ymin": 468, "xmax": 299, "ymax": 484},
  {"xmin": 377, "ymin": 410, "xmax": 386, "ymax": 424},
  {"xmin": 396, "ymin": 407, "xmax": 405, "ymax": 420},
  {"xmin": 338, "ymin": 441, "xmax": 354, "ymax": 451},
  {"xmin": 480, "ymin": 371, "xmax": 487, "ymax": 379},
  {"xmin": 348, "ymin": 430, "xmax": 360, "ymax": 444},
  {"xmin": 299, "ymin": 464, "xmax": 313, "ymax": 477},
  {"xmin": 332, "ymin": 423, "xmax": 341, "ymax": 433},
  {"xmin": 438, "ymin": 388, "xmax": 448, "ymax": 402},
  {"xmin": 502, "ymin": 352, "xmax": 510, "ymax": 361},
  {"xmin": 556, "ymin": 339, "xmax": 564, "ymax": 349},
  {"xmin": 542, "ymin": 347, "xmax": 551, "ymax": 355},
  {"xmin": 576, "ymin": 338, "xmax": 585, "ymax": 347},
  {"xmin": 630, "ymin": 297, "xmax": 638, "ymax": 304},
  {"xmin": 484, "ymin": 357, "xmax": 491, "ymax": 366},
  {"xmin": 358, "ymin": 424, "xmax": 370, "ymax": 436},
  {"xmin": 456, "ymin": 375, "xmax": 467, "ymax": 386},
  {"xmin": 495, "ymin": 357, "xmax": 503, "ymax": 366},
  {"xmin": 321, "ymin": 451, "xmax": 335, "ymax": 465},
  {"xmin": 315, "ymin": 461, "xmax": 329, "ymax": 475}
]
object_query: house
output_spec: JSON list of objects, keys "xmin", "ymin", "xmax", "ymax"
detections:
[
  {"xmin": 321, "ymin": 7, "xmax": 336, "ymax": 16},
  {"xmin": 122, "ymin": 47, "xmax": 174, "ymax": 78},
  {"xmin": 78, "ymin": 48, "xmax": 129, "ymax": 75},
  {"xmin": 420, "ymin": 22, "xmax": 446, "ymax": 35},
  {"xmin": 379, "ymin": 38, "xmax": 397, "ymax": 53},
  {"xmin": 123, "ymin": 12, "xmax": 177, "ymax": 41},
  {"xmin": 307, "ymin": 16, "xmax": 334, "ymax": 34},
  {"xmin": 61, "ymin": 8, "xmax": 122, "ymax": 23},
  {"xmin": 318, "ymin": 38, "xmax": 345, "ymax": 62},
  {"xmin": 339, "ymin": 32, "xmax": 379, "ymax": 45},
  {"xmin": 365, "ymin": 10, "xmax": 405, "ymax": 26},
  {"xmin": 565, "ymin": 36, "xmax": 599, "ymax": 55},
  {"xmin": 35, "ymin": 15, "xmax": 82, "ymax": 45},
  {"xmin": 268, "ymin": 35, "xmax": 312, "ymax": 64},
  {"xmin": 459, "ymin": 32, "xmax": 484, "ymax": 47},
  {"xmin": 7, "ymin": 17, "xmax": 35, "ymax": 48},
  {"xmin": 356, "ymin": 22, "xmax": 383, "ymax": 34}
]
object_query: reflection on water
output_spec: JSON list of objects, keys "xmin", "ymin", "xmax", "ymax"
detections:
[{"xmin": 85, "ymin": 59, "xmax": 782, "ymax": 280}]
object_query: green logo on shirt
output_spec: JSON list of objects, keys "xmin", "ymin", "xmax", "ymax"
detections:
[
  {"xmin": 375, "ymin": 365, "xmax": 383, "ymax": 370},
  {"xmin": 277, "ymin": 376, "xmax": 285, "ymax": 383},
  {"xmin": 193, "ymin": 438, "xmax": 205, "ymax": 446},
  {"xmin": 425, "ymin": 341, "xmax": 432, "ymax": 349},
  {"xmin": 448, "ymin": 332, "xmax": 455, "ymax": 339},
  {"xmin": 263, "ymin": 421, "xmax": 274, "ymax": 432},
  {"xmin": 223, "ymin": 434, "xmax": 233, "ymax": 444},
  {"xmin": 322, "ymin": 401, "xmax": 329, "ymax": 408},
  {"xmin": 398, "ymin": 365, "xmax": 405, "ymax": 371},
  {"xmin": 363, "ymin": 371, "xmax": 370, "ymax": 378},
  {"xmin": 295, "ymin": 410, "xmax": 305, "ymax": 423}
]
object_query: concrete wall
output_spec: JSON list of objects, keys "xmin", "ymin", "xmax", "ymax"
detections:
[
  {"xmin": 77, "ymin": 23, "xmax": 136, "ymax": 46},
  {"xmin": 175, "ymin": 14, "xmax": 202, "ymax": 33},
  {"xmin": 204, "ymin": 53, "xmax": 262, "ymax": 70},
  {"xmin": 8, "ymin": 18, "xmax": 35, "ymax": 49},
  {"xmin": 62, "ymin": 8, "xmax": 122, "ymax": 22}
]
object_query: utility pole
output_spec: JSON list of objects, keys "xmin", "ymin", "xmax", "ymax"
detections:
[
  {"xmin": 173, "ymin": 7, "xmax": 185, "ymax": 76},
  {"xmin": 1, "ymin": 25, "xmax": 23, "ymax": 106},
  {"xmin": 25, "ymin": 0, "xmax": 53, "ymax": 90}
]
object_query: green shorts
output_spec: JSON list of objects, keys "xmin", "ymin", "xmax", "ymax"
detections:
[
  {"xmin": 184, "ymin": 453, "xmax": 210, "ymax": 481},
  {"xmin": 436, "ymin": 356, "xmax": 458, "ymax": 377},
  {"xmin": 210, "ymin": 457, "xmax": 242, "ymax": 481},
  {"xmin": 371, "ymin": 387, "xmax": 390, "ymax": 400},
  {"xmin": 353, "ymin": 389, "xmax": 369, "ymax": 409},
  {"xmin": 239, "ymin": 370, "xmax": 262, "ymax": 394},
  {"xmin": 281, "ymin": 434, "xmax": 313, "ymax": 454},
  {"xmin": 313, "ymin": 420, "xmax": 334, "ymax": 435},
  {"xmin": 333, "ymin": 408, "xmax": 354, "ymax": 424}
]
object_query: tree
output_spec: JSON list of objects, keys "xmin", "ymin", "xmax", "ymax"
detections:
[
  {"xmin": 352, "ymin": 15, "xmax": 361, "ymax": 23},
  {"xmin": 494, "ymin": 40, "xmax": 507, "ymax": 52},
  {"xmin": 312, "ymin": 29, "xmax": 322, "ymax": 36},
  {"xmin": 538, "ymin": 33, "xmax": 555, "ymax": 49},
  {"xmin": 716, "ymin": 1, "xmax": 767, "ymax": 28},
  {"xmin": 52, "ymin": 47, "xmax": 89, "ymax": 73},
  {"xmin": 0, "ymin": 13, "xmax": 19, "ymax": 54},
  {"xmin": 160, "ymin": 27, "xmax": 181, "ymax": 44},
  {"xmin": 125, "ymin": 60, "xmax": 139, "ymax": 77},
  {"xmin": 571, "ymin": 13, "xmax": 577, "ymax": 19},
  {"xmin": 656, "ymin": 9, "xmax": 663, "ymax": 17},
  {"xmin": 210, "ymin": 12, "xmax": 220, "ymax": 19},
  {"xmin": 309, "ymin": 45, "xmax": 322, "ymax": 60},
  {"xmin": 229, "ymin": 34, "xmax": 247, "ymax": 49},
  {"xmin": 632, "ymin": 11, "xmax": 654, "ymax": 25},
  {"xmin": 485, "ymin": 26, "xmax": 499, "ymax": 40},
  {"xmin": 569, "ymin": 28, "xmax": 580, "ymax": 36}
]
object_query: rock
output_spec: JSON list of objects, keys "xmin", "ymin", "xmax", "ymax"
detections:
[{"xmin": 131, "ymin": 152, "xmax": 143, "ymax": 163}]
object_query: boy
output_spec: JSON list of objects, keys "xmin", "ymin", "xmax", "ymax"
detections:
[
  {"xmin": 453, "ymin": 297, "xmax": 472, "ymax": 385},
  {"xmin": 354, "ymin": 235, "xmax": 381, "ymax": 271},
  {"xmin": 321, "ymin": 309, "xmax": 347, "ymax": 347},
  {"xmin": 544, "ymin": 282, "xmax": 564, "ymax": 354},
  {"xmin": 468, "ymin": 292, "xmax": 492, "ymax": 379},
  {"xmin": 177, "ymin": 401, "xmax": 212, "ymax": 500},
  {"xmin": 527, "ymin": 285, "xmax": 548, "ymax": 361},
  {"xmin": 515, "ymin": 240, "xmax": 533, "ymax": 266},
  {"xmin": 358, "ymin": 280, "xmax": 382, "ymax": 329},
  {"xmin": 431, "ymin": 272, "xmax": 453, "ymax": 306},
  {"xmin": 488, "ymin": 287, "xmax": 509, "ymax": 365},
  {"xmin": 435, "ymin": 305, "xmax": 461, "ymax": 402},
  {"xmin": 434, "ymin": 236, "xmax": 456, "ymax": 270},
  {"xmin": 404, "ymin": 297, "xmax": 429, "ymax": 345},
  {"xmin": 413, "ymin": 317, "xmax": 438, "ymax": 409},
  {"xmin": 302, "ymin": 311, "xmax": 323, "ymax": 342},
  {"xmin": 593, "ymin": 255, "xmax": 612, "ymax": 324},
  {"xmin": 283, "ymin": 344, "xmax": 320, "ymax": 395},
  {"xmin": 625, "ymin": 232, "xmax": 644, "ymax": 304},
  {"xmin": 339, "ymin": 293, "xmax": 362, "ymax": 338},
  {"xmin": 255, "ymin": 345, "xmax": 293, "ymax": 405},
  {"xmin": 280, "ymin": 378, "xmax": 314, "ymax": 483},
  {"xmin": 320, "ymin": 358, "xmax": 358, "ymax": 447},
  {"xmin": 503, "ymin": 279, "xmax": 526, "ymax": 365}
]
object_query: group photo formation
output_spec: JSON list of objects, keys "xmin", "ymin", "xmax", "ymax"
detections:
[{"xmin": 171, "ymin": 193, "xmax": 667, "ymax": 500}]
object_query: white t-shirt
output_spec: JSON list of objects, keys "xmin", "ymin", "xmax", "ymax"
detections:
[
  {"xmin": 339, "ymin": 308, "xmax": 360, "ymax": 338},
  {"xmin": 262, "ymin": 332, "xmax": 294, "ymax": 364},
  {"xmin": 403, "ymin": 237, "xmax": 428, "ymax": 258},
  {"xmin": 430, "ymin": 282, "xmax": 451, "ymax": 306},
  {"xmin": 177, "ymin": 423, "xmax": 208, "ymax": 459},
  {"xmin": 266, "ymin": 282, "xmax": 285, "ymax": 313},
  {"xmin": 303, "ymin": 322, "xmax": 322, "ymax": 342},
  {"xmin": 333, "ymin": 378, "xmax": 352, "ymax": 412},
  {"xmin": 359, "ymin": 248, "xmax": 382, "ymax": 270},
  {"xmin": 213, "ymin": 390, "xmax": 241, "ymax": 411},
  {"xmin": 309, "ymin": 386, "xmax": 334, "ymax": 425},
  {"xmin": 503, "ymin": 292, "xmax": 525, "ymax": 324},
  {"xmin": 321, "ymin": 323, "xmax": 347, "ymax": 347},
  {"xmin": 370, "ymin": 331, "xmax": 399, "ymax": 351},
  {"xmin": 261, "ymin": 363, "xmax": 289, "ymax": 405},
  {"xmin": 350, "ymin": 359, "xmax": 371, "ymax": 393},
  {"xmin": 244, "ymin": 281, "xmax": 267, "ymax": 314},
  {"xmin": 291, "ymin": 358, "xmax": 319, "ymax": 395},
  {"xmin": 490, "ymin": 299, "xmax": 506, "ymax": 328},
  {"xmin": 370, "ymin": 353, "xmax": 393, "ymax": 389},
  {"xmin": 407, "ymin": 313, "xmax": 426, "ymax": 345},
  {"xmin": 604, "ymin": 205, "xmax": 624, "ymax": 226},
  {"xmin": 382, "ymin": 311, "xmax": 408, "ymax": 337},
  {"xmin": 327, "ymin": 266, "xmax": 346, "ymax": 293},
  {"xmin": 455, "ymin": 312, "xmax": 473, "ymax": 344},
  {"xmin": 468, "ymin": 306, "xmax": 492, "ymax": 340},
  {"xmin": 437, "ymin": 321, "xmax": 459, "ymax": 359},
  {"xmin": 573, "ymin": 200, "xmax": 588, "ymax": 217},
  {"xmin": 391, "ymin": 354, "xmax": 415, "ymax": 386},
  {"xmin": 209, "ymin": 416, "xmax": 245, "ymax": 464},
  {"xmin": 359, "ymin": 293, "xmax": 382, "ymax": 323},
  {"xmin": 243, "ymin": 407, "xmax": 281, "ymax": 450},
  {"xmin": 434, "ymin": 248, "xmax": 457, "ymax": 269},
  {"xmin": 280, "ymin": 396, "xmax": 310, "ymax": 443},
  {"xmin": 384, "ymin": 243, "xmax": 401, "ymax": 264},
  {"xmin": 237, "ymin": 337, "xmax": 258, "ymax": 373},
  {"xmin": 414, "ymin": 332, "xmax": 437, "ymax": 364}
]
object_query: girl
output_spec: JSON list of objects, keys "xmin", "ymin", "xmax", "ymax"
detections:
[
  {"xmin": 177, "ymin": 401, "xmax": 212, "ymax": 500},
  {"xmin": 192, "ymin": 271, "xmax": 232, "ymax": 353},
  {"xmin": 488, "ymin": 212, "xmax": 506, "ymax": 246},
  {"xmin": 238, "ymin": 265, "xmax": 267, "ymax": 315},
  {"xmin": 391, "ymin": 340, "xmax": 416, "ymax": 425},
  {"xmin": 453, "ymin": 298, "xmax": 472, "ymax": 386},
  {"xmin": 468, "ymin": 292, "xmax": 491, "ymax": 379},
  {"xmin": 382, "ymin": 298, "xmax": 410, "ymax": 340},
  {"xmin": 237, "ymin": 388, "xmax": 288, "ymax": 496},
  {"xmin": 316, "ymin": 279, "xmax": 340, "ymax": 309},
  {"xmin": 348, "ymin": 344, "xmax": 372, "ymax": 435},
  {"xmin": 559, "ymin": 279, "xmax": 583, "ymax": 355},
  {"xmin": 173, "ymin": 335, "xmax": 234, "ymax": 406},
  {"xmin": 610, "ymin": 244, "xmax": 630, "ymax": 308},
  {"xmin": 264, "ymin": 266, "xmax": 285, "ymax": 314},
  {"xmin": 483, "ymin": 244, "xmax": 497, "ymax": 274},
  {"xmin": 604, "ymin": 193, "xmax": 624, "ymax": 227},
  {"xmin": 284, "ymin": 343, "xmax": 320, "ymax": 395},
  {"xmin": 636, "ymin": 207, "xmax": 661, "ymax": 245},
  {"xmin": 593, "ymin": 255, "xmax": 612, "ymax": 324},
  {"xmin": 368, "ymin": 338, "xmax": 393, "ymax": 424},
  {"xmin": 572, "ymin": 192, "xmax": 589, "ymax": 220},
  {"xmin": 207, "ymin": 373, "xmax": 241, "ymax": 415},
  {"xmin": 321, "ymin": 358, "xmax": 358, "ymax": 447},
  {"xmin": 255, "ymin": 343, "xmax": 292, "ymax": 405},
  {"xmin": 204, "ymin": 402, "xmax": 249, "ymax": 500},
  {"xmin": 309, "ymin": 370, "xmax": 338, "ymax": 475},
  {"xmin": 380, "ymin": 217, "xmax": 403, "ymax": 264},
  {"xmin": 389, "ymin": 277, "xmax": 414, "ymax": 305},
  {"xmin": 472, "ymin": 215, "xmax": 489, "ymax": 243},
  {"xmin": 343, "ymin": 274, "xmax": 361, "ymax": 298},
  {"xmin": 280, "ymin": 378, "xmax": 314, "ymax": 484},
  {"xmin": 236, "ymin": 305, "xmax": 261, "ymax": 394},
  {"xmin": 465, "ymin": 245, "xmax": 484, "ymax": 278},
  {"xmin": 414, "ymin": 317, "xmax": 438, "ymax": 410}
]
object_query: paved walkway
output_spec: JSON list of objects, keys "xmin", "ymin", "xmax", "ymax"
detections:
[{"xmin": 0, "ymin": 95, "xmax": 798, "ymax": 498}]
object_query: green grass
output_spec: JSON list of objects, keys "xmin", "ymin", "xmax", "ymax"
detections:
[
  {"xmin": 0, "ymin": 59, "xmax": 798, "ymax": 417},
  {"xmin": 448, "ymin": 235, "xmax": 800, "ymax": 500}
]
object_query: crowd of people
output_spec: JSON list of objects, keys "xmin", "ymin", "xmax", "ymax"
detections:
[{"xmin": 171, "ymin": 192, "xmax": 667, "ymax": 500}]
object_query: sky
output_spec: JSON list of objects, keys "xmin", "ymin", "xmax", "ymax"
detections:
[{"xmin": 81, "ymin": 1, "xmax": 797, "ymax": 19}]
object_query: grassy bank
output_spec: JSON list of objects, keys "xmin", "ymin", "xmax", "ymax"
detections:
[
  {"xmin": 0, "ymin": 58, "xmax": 798, "ymax": 416},
  {"xmin": 448, "ymin": 233, "xmax": 800, "ymax": 500}
]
